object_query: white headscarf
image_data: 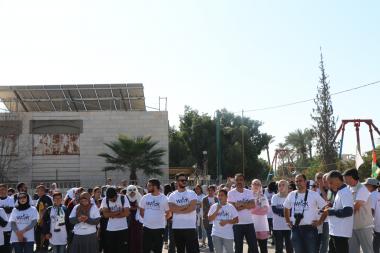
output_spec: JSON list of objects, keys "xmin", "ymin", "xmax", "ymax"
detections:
[{"xmin": 126, "ymin": 185, "xmax": 142, "ymax": 203}]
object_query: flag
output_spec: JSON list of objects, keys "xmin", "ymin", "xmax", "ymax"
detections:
[
  {"xmin": 372, "ymin": 150, "xmax": 380, "ymax": 178},
  {"xmin": 355, "ymin": 146, "xmax": 364, "ymax": 170}
]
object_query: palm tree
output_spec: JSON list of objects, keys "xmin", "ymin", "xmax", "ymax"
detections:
[
  {"xmin": 285, "ymin": 129, "xmax": 307, "ymax": 162},
  {"xmin": 98, "ymin": 135, "xmax": 166, "ymax": 182}
]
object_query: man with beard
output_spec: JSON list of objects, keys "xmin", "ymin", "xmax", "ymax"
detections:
[
  {"xmin": 140, "ymin": 179, "xmax": 171, "ymax": 253},
  {"xmin": 101, "ymin": 187, "xmax": 130, "ymax": 253},
  {"xmin": 0, "ymin": 184, "xmax": 14, "ymax": 253},
  {"xmin": 168, "ymin": 173, "xmax": 199, "ymax": 253},
  {"xmin": 227, "ymin": 173, "xmax": 258, "ymax": 253},
  {"xmin": 126, "ymin": 185, "xmax": 143, "ymax": 253}
]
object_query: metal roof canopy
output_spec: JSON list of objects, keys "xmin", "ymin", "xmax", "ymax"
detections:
[{"xmin": 0, "ymin": 84, "xmax": 146, "ymax": 112}]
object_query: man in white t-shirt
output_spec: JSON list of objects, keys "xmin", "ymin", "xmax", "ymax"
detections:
[
  {"xmin": 319, "ymin": 170, "xmax": 354, "ymax": 253},
  {"xmin": 100, "ymin": 187, "xmax": 130, "ymax": 253},
  {"xmin": 168, "ymin": 173, "xmax": 199, "ymax": 253},
  {"xmin": 343, "ymin": 169, "xmax": 374, "ymax": 253},
  {"xmin": 284, "ymin": 174, "xmax": 326, "ymax": 253},
  {"xmin": 368, "ymin": 178, "xmax": 380, "ymax": 253},
  {"xmin": 140, "ymin": 178, "xmax": 170, "ymax": 253},
  {"xmin": 227, "ymin": 173, "xmax": 259, "ymax": 253},
  {"xmin": 0, "ymin": 184, "xmax": 14, "ymax": 253}
]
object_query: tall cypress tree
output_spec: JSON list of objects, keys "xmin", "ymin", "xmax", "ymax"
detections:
[{"xmin": 311, "ymin": 50, "xmax": 337, "ymax": 171}]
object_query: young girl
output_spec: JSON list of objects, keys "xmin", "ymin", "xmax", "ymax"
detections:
[
  {"xmin": 271, "ymin": 180, "xmax": 293, "ymax": 253},
  {"xmin": 251, "ymin": 179, "xmax": 270, "ymax": 253},
  {"xmin": 208, "ymin": 189, "xmax": 238, "ymax": 253},
  {"xmin": 42, "ymin": 191, "xmax": 70, "ymax": 253},
  {"xmin": 9, "ymin": 193, "xmax": 38, "ymax": 253}
]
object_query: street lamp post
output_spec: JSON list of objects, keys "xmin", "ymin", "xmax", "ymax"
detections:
[{"xmin": 202, "ymin": 150, "xmax": 208, "ymax": 178}]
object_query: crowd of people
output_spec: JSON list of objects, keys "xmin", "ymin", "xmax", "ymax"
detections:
[{"xmin": 0, "ymin": 168, "xmax": 380, "ymax": 253}]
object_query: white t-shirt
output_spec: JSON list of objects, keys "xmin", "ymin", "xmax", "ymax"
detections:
[
  {"xmin": 0, "ymin": 208, "xmax": 8, "ymax": 245},
  {"xmin": 328, "ymin": 186, "xmax": 354, "ymax": 238},
  {"xmin": 49, "ymin": 206, "xmax": 67, "ymax": 246},
  {"xmin": 252, "ymin": 193, "xmax": 269, "ymax": 232},
  {"xmin": 69, "ymin": 204, "xmax": 100, "ymax": 235},
  {"xmin": 168, "ymin": 190, "xmax": 197, "ymax": 229},
  {"xmin": 283, "ymin": 190, "xmax": 326, "ymax": 226},
  {"xmin": 271, "ymin": 194, "xmax": 290, "ymax": 231},
  {"xmin": 208, "ymin": 203, "xmax": 238, "ymax": 239},
  {"xmin": 0, "ymin": 196, "xmax": 15, "ymax": 231},
  {"xmin": 9, "ymin": 206, "xmax": 39, "ymax": 243},
  {"xmin": 371, "ymin": 191, "xmax": 380, "ymax": 232},
  {"xmin": 100, "ymin": 195, "xmax": 130, "ymax": 231},
  {"xmin": 139, "ymin": 193, "xmax": 169, "ymax": 229},
  {"xmin": 227, "ymin": 188, "xmax": 254, "ymax": 225},
  {"xmin": 264, "ymin": 189, "xmax": 274, "ymax": 219}
]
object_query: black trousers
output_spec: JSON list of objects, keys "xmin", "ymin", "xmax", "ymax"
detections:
[
  {"xmin": 105, "ymin": 229, "xmax": 128, "ymax": 253},
  {"xmin": 329, "ymin": 235, "xmax": 349, "ymax": 253},
  {"xmin": 273, "ymin": 230, "xmax": 293, "ymax": 253},
  {"xmin": 172, "ymin": 229, "xmax": 200, "ymax": 253},
  {"xmin": 0, "ymin": 231, "xmax": 11, "ymax": 253},
  {"xmin": 143, "ymin": 227, "xmax": 165, "ymax": 253}
]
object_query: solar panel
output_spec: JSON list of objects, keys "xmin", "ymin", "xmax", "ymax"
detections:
[{"xmin": 0, "ymin": 84, "xmax": 146, "ymax": 112}]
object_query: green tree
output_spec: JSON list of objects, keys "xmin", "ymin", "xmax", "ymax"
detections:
[
  {"xmin": 98, "ymin": 135, "xmax": 166, "ymax": 182},
  {"xmin": 284, "ymin": 128, "xmax": 315, "ymax": 167},
  {"xmin": 311, "ymin": 51, "xmax": 338, "ymax": 171},
  {"xmin": 170, "ymin": 106, "xmax": 270, "ymax": 180}
]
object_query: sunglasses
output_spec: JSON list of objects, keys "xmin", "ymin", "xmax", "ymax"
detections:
[{"xmin": 128, "ymin": 188, "xmax": 137, "ymax": 192}]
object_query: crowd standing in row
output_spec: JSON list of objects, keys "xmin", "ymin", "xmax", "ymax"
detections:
[{"xmin": 0, "ymin": 168, "xmax": 380, "ymax": 253}]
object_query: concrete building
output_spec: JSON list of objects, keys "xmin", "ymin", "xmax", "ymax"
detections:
[{"xmin": 0, "ymin": 84, "xmax": 169, "ymax": 188}]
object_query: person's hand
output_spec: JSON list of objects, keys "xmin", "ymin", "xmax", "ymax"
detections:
[
  {"xmin": 45, "ymin": 234, "xmax": 51, "ymax": 240},
  {"xmin": 216, "ymin": 204, "xmax": 222, "ymax": 211},
  {"xmin": 219, "ymin": 220, "xmax": 229, "ymax": 227},
  {"xmin": 286, "ymin": 221, "xmax": 293, "ymax": 229},
  {"xmin": 312, "ymin": 220, "xmax": 322, "ymax": 227},
  {"xmin": 81, "ymin": 215, "xmax": 88, "ymax": 222},
  {"xmin": 16, "ymin": 231, "xmax": 24, "ymax": 242}
]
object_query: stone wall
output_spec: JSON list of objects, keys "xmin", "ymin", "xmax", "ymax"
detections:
[{"xmin": 1, "ymin": 111, "xmax": 169, "ymax": 187}]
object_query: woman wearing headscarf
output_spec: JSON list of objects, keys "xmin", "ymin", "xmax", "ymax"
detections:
[
  {"xmin": 9, "ymin": 192, "xmax": 38, "ymax": 253},
  {"xmin": 126, "ymin": 185, "xmax": 143, "ymax": 253},
  {"xmin": 251, "ymin": 179, "xmax": 270, "ymax": 253},
  {"xmin": 69, "ymin": 192, "xmax": 100, "ymax": 253}
]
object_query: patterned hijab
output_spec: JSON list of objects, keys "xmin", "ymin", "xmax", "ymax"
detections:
[{"xmin": 76, "ymin": 192, "xmax": 92, "ymax": 217}]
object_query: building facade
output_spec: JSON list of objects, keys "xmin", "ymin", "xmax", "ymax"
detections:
[{"xmin": 0, "ymin": 84, "xmax": 169, "ymax": 188}]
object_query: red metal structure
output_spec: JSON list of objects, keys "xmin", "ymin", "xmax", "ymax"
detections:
[
  {"xmin": 333, "ymin": 119, "xmax": 380, "ymax": 159},
  {"xmin": 270, "ymin": 148, "xmax": 296, "ymax": 177}
]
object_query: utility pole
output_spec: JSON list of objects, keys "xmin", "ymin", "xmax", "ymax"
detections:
[{"xmin": 242, "ymin": 109, "xmax": 245, "ymax": 177}]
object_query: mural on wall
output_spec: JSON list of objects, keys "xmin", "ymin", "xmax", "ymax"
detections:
[
  {"xmin": 33, "ymin": 134, "xmax": 80, "ymax": 155},
  {"xmin": 0, "ymin": 134, "xmax": 18, "ymax": 156}
]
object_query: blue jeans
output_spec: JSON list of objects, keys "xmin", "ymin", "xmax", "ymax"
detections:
[
  {"xmin": 12, "ymin": 242, "xmax": 34, "ymax": 253},
  {"xmin": 52, "ymin": 245, "xmax": 66, "ymax": 253},
  {"xmin": 233, "ymin": 223, "xmax": 259, "ymax": 253},
  {"xmin": 291, "ymin": 225, "xmax": 318, "ymax": 253},
  {"xmin": 205, "ymin": 223, "xmax": 214, "ymax": 252}
]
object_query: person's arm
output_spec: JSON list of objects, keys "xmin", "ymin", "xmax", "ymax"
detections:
[
  {"xmin": 284, "ymin": 208, "xmax": 292, "ymax": 228},
  {"xmin": 272, "ymin": 206, "xmax": 284, "ymax": 217},
  {"xmin": 69, "ymin": 217, "xmax": 80, "ymax": 225},
  {"xmin": 165, "ymin": 210, "xmax": 172, "ymax": 220},
  {"xmin": 202, "ymin": 197, "xmax": 208, "ymax": 220},
  {"xmin": 20, "ymin": 220, "xmax": 37, "ymax": 233},
  {"xmin": 85, "ymin": 217, "xmax": 100, "ymax": 225},
  {"xmin": 181, "ymin": 199, "xmax": 197, "ymax": 214},
  {"xmin": 168, "ymin": 202, "xmax": 187, "ymax": 213},
  {"xmin": 139, "ymin": 208, "xmax": 145, "ymax": 218},
  {"xmin": 102, "ymin": 207, "xmax": 120, "ymax": 218},
  {"xmin": 0, "ymin": 213, "xmax": 7, "ymax": 227},
  {"xmin": 353, "ymin": 200, "xmax": 365, "ymax": 213},
  {"xmin": 114, "ymin": 207, "xmax": 130, "ymax": 218},
  {"xmin": 328, "ymin": 207, "xmax": 353, "ymax": 218},
  {"xmin": 208, "ymin": 205, "xmax": 221, "ymax": 222},
  {"xmin": 219, "ymin": 216, "xmax": 239, "ymax": 226},
  {"xmin": 41, "ymin": 208, "xmax": 51, "ymax": 235},
  {"xmin": 11, "ymin": 221, "xmax": 19, "ymax": 232}
]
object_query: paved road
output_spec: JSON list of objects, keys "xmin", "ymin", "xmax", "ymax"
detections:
[{"xmin": 163, "ymin": 243, "xmax": 276, "ymax": 252}]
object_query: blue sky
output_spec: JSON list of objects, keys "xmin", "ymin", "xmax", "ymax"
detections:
[{"xmin": 0, "ymin": 0, "xmax": 379, "ymax": 157}]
